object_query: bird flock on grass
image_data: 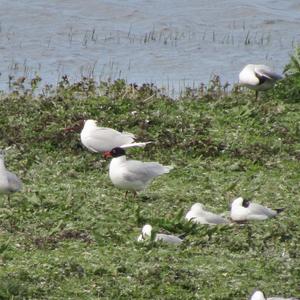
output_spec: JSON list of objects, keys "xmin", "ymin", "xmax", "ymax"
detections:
[{"xmin": 1, "ymin": 65, "xmax": 295, "ymax": 299}]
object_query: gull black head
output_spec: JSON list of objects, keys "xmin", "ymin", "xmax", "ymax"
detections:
[
  {"xmin": 242, "ymin": 198, "xmax": 250, "ymax": 208},
  {"xmin": 104, "ymin": 147, "xmax": 126, "ymax": 158}
]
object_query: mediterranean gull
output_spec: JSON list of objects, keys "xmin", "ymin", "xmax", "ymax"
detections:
[{"xmin": 104, "ymin": 147, "xmax": 173, "ymax": 197}]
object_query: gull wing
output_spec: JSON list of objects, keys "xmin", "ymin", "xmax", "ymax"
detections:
[
  {"xmin": 122, "ymin": 160, "xmax": 173, "ymax": 184},
  {"xmin": 120, "ymin": 141, "xmax": 152, "ymax": 149},
  {"xmin": 156, "ymin": 233, "xmax": 183, "ymax": 245},
  {"xmin": 203, "ymin": 211, "xmax": 229, "ymax": 224},
  {"xmin": 248, "ymin": 203, "xmax": 277, "ymax": 217},
  {"xmin": 83, "ymin": 127, "xmax": 135, "ymax": 152},
  {"xmin": 254, "ymin": 66, "xmax": 283, "ymax": 81},
  {"xmin": 6, "ymin": 171, "xmax": 22, "ymax": 192}
]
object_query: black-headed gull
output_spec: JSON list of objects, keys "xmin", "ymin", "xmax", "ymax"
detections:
[
  {"xmin": 65, "ymin": 119, "xmax": 150, "ymax": 152},
  {"xmin": 239, "ymin": 64, "xmax": 283, "ymax": 99},
  {"xmin": 0, "ymin": 151, "xmax": 22, "ymax": 205},
  {"xmin": 104, "ymin": 147, "xmax": 173, "ymax": 197},
  {"xmin": 137, "ymin": 224, "xmax": 183, "ymax": 245},
  {"xmin": 230, "ymin": 197, "xmax": 284, "ymax": 222},
  {"xmin": 185, "ymin": 203, "xmax": 228, "ymax": 225},
  {"xmin": 250, "ymin": 290, "xmax": 299, "ymax": 300}
]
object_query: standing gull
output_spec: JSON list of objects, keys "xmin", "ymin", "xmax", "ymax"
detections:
[
  {"xmin": 137, "ymin": 224, "xmax": 183, "ymax": 245},
  {"xmin": 239, "ymin": 64, "xmax": 283, "ymax": 99},
  {"xmin": 230, "ymin": 197, "xmax": 284, "ymax": 222},
  {"xmin": 65, "ymin": 119, "xmax": 150, "ymax": 153},
  {"xmin": 0, "ymin": 151, "xmax": 22, "ymax": 206},
  {"xmin": 185, "ymin": 203, "xmax": 228, "ymax": 225},
  {"xmin": 104, "ymin": 147, "xmax": 173, "ymax": 197}
]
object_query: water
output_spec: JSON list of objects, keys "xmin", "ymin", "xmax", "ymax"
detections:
[{"xmin": 0, "ymin": 0, "xmax": 299, "ymax": 93}]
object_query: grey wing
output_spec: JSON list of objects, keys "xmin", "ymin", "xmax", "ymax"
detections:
[
  {"xmin": 7, "ymin": 171, "xmax": 22, "ymax": 192},
  {"xmin": 156, "ymin": 234, "xmax": 183, "ymax": 244},
  {"xmin": 249, "ymin": 203, "xmax": 277, "ymax": 217},
  {"xmin": 123, "ymin": 161, "xmax": 172, "ymax": 183},
  {"xmin": 205, "ymin": 212, "xmax": 229, "ymax": 224},
  {"xmin": 255, "ymin": 67, "xmax": 283, "ymax": 81},
  {"xmin": 89, "ymin": 127, "xmax": 135, "ymax": 148}
]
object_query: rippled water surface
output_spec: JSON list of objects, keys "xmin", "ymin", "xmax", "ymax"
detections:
[{"xmin": 0, "ymin": 0, "xmax": 299, "ymax": 92}]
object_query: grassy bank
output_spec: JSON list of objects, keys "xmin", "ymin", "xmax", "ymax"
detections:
[{"xmin": 0, "ymin": 72, "xmax": 300, "ymax": 299}]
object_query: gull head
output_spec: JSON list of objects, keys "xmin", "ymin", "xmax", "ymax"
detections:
[
  {"xmin": 104, "ymin": 147, "xmax": 126, "ymax": 159},
  {"xmin": 64, "ymin": 118, "xmax": 86, "ymax": 133},
  {"xmin": 231, "ymin": 197, "xmax": 245, "ymax": 209},
  {"xmin": 142, "ymin": 224, "xmax": 153, "ymax": 239},
  {"xmin": 83, "ymin": 119, "xmax": 97, "ymax": 128},
  {"xmin": 190, "ymin": 203, "xmax": 204, "ymax": 213},
  {"xmin": 250, "ymin": 290, "xmax": 266, "ymax": 300}
]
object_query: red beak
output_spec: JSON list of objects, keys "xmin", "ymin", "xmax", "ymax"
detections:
[
  {"xmin": 63, "ymin": 119, "xmax": 85, "ymax": 133},
  {"xmin": 64, "ymin": 126, "xmax": 74, "ymax": 133},
  {"xmin": 63, "ymin": 124, "xmax": 80, "ymax": 133},
  {"xmin": 103, "ymin": 151, "xmax": 112, "ymax": 158}
]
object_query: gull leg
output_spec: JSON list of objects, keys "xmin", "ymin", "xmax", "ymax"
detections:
[
  {"xmin": 255, "ymin": 90, "xmax": 258, "ymax": 100},
  {"xmin": 132, "ymin": 191, "xmax": 138, "ymax": 199},
  {"xmin": 7, "ymin": 194, "xmax": 11, "ymax": 208}
]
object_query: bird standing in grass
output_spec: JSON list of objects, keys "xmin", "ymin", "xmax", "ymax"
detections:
[
  {"xmin": 137, "ymin": 224, "xmax": 183, "ymax": 245},
  {"xmin": 239, "ymin": 64, "xmax": 283, "ymax": 99},
  {"xmin": 104, "ymin": 147, "xmax": 173, "ymax": 197},
  {"xmin": 65, "ymin": 119, "xmax": 150, "ymax": 153},
  {"xmin": 0, "ymin": 151, "xmax": 22, "ymax": 206},
  {"xmin": 230, "ymin": 197, "xmax": 284, "ymax": 222}
]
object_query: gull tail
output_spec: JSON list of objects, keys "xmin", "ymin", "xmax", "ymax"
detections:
[
  {"xmin": 275, "ymin": 208, "xmax": 285, "ymax": 214},
  {"xmin": 163, "ymin": 165, "xmax": 174, "ymax": 173},
  {"xmin": 120, "ymin": 142, "xmax": 152, "ymax": 149}
]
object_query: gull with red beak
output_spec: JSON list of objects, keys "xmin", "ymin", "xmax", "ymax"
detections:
[
  {"xmin": 64, "ymin": 119, "xmax": 150, "ymax": 153},
  {"xmin": 104, "ymin": 147, "xmax": 173, "ymax": 197}
]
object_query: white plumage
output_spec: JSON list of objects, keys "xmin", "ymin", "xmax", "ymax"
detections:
[
  {"xmin": 0, "ymin": 152, "xmax": 22, "ymax": 203},
  {"xmin": 250, "ymin": 290, "xmax": 299, "ymax": 300},
  {"xmin": 137, "ymin": 224, "xmax": 183, "ymax": 245},
  {"xmin": 80, "ymin": 119, "xmax": 149, "ymax": 152},
  {"xmin": 105, "ymin": 147, "xmax": 173, "ymax": 194},
  {"xmin": 230, "ymin": 197, "xmax": 283, "ymax": 222},
  {"xmin": 185, "ymin": 203, "xmax": 228, "ymax": 225},
  {"xmin": 239, "ymin": 64, "xmax": 282, "ymax": 98}
]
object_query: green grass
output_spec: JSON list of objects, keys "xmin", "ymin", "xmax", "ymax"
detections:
[{"xmin": 0, "ymin": 75, "xmax": 300, "ymax": 299}]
